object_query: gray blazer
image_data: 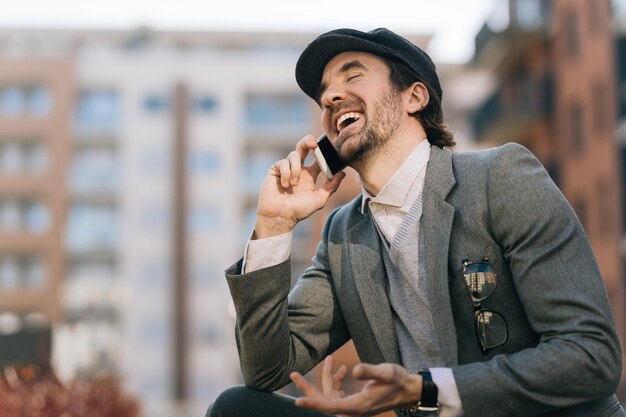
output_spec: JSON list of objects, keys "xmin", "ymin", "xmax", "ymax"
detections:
[{"xmin": 226, "ymin": 143, "xmax": 622, "ymax": 417}]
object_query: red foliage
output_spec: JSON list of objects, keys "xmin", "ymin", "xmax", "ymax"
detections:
[{"xmin": 0, "ymin": 364, "xmax": 140, "ymax": 417}]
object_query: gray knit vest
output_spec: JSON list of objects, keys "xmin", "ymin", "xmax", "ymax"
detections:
[{"xmin": 371, "ymin": 193, "xmax": 444, "ymax": 373}]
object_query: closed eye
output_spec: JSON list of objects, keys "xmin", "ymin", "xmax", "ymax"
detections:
[{"xmin": 347, "ymin": 73, "xmax": 362, "ymax": 82}]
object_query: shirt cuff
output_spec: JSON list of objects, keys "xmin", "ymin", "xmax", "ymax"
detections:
[
  {"xmin": 242, "ymin": 231, "xmax": 293, "ymax": 273},
  {"xmin": 430, "ymin": 367, "xmax": 463, "ymax": 417}
]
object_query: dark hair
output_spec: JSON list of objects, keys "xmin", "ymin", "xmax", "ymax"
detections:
[{"xmin": 384, "ymin": 58, "xmax": 455, "ymax": 149}]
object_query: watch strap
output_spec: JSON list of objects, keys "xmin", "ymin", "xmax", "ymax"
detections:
[
  {"xmin": 403, "ymin": 368, "xmax": 439, "ymax": 415},
  {"xmin": 417, "ymin": 369, "xmax": 439, "ymax": 410}
]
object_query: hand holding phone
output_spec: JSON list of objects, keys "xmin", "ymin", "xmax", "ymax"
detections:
[{"xmin": 313, "ymin": 135, "xmax": 347, "ymax": 180}]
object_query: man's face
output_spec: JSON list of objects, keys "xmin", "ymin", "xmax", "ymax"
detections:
[{"xmin": 319, "ymin": 51, "xmax": 404, "ymax": 165}]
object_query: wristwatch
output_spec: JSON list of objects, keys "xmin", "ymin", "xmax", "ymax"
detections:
[{"xmin": 402, "ymin": 369, "xmax": 440, "ymax": 415}]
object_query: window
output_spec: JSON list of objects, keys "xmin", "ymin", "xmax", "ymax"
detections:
[
  {"xmin": 190, "ymin": 262, "xmax": 221, "ymax": 287},
  {"xmin": 0, "ymin": 200, "xmax": 21, "ymax": 232},
  {"xmin": 66, "ymin": 204, "xmax": 119, "ymax": 252},
  {"xmin": 0, "ymin": 87, "xmax": 25, "ymax": 117},
  {"xmin": 0, "ymin": 142, "xmax": 22, "ymax": 174},
  {"xmin": 564, "ymin": 9, "xmax": 580, "ymax": 59},
  {"xmin": 569, "ymin": 102, "xmax": 584, "ymax": 151},
  {"xmin": 515, "ymin": 0, "xmax": 543, "ymax": 29},
  {"xmin": 187, "ymin": 151, "xmax": 221, "ymax": 175},
  {"xmin": 587, "ymin": 0, "xmax": 608, "ymax": 32},
  {"xmin": 597, "ymin": 180, "xmax": 614, "ymax": 233},
  {"xmin": 22, "ymin": 141, "xmax": 48, "ymax": 173},
  {"xmin": 69, "ymin": 260, "xmax": 116, "ymax": 279},
  {"xmin": 0, "ymin": 256, "xmax": 19, "ymax": 288},
  {"xmin": 0, "ymin": 86, "xmax": 53, "ymax": 118},
  {"xmin": 69, "ymin": 148, "xmax": 119, "ymax": 192},
  {"xmin": 187, "ymin": 207, "xmax": 221, "ymax": 233},
  {"xmin": 74, "ymin": 90, "xmax": 120, "ymax": 134},
  {"xmin": 0, "ymin": 255, "xmax": 45, "ymax": 290},
  {"xmin": 23, "ymin": 201, "xmax": 51, "ymax": 233},
  {"xmin": 592, "ymin": 82, "xmax": 610, "ymax": 134},
  {"xmin": 245, "ymin": 94, "xmax": 309, "ymax": 130},
  {"xmin": 192, "ymin": 95, "xmax": 218, "ymax": 114},
  {"xmin": 243, "ymin": 148, "xmax": 288, "ymax": 192},
  {"xmin": 28, "ymin": 87, "xmax": 53, "ymax": 117},
  {"xmin": 0, "ymin": 140, "xmax": 48, "ymax": 175},
  {"xmin": 0, "ymin": 199, "xmax": 50, "ymax": 234},
  {"xmin": 143, "ymin": 94, "xmax": 169, "ymax": 114},
  {"xmin": 23, "ymin": 257, "xmax": 45, "ymax": 288}
]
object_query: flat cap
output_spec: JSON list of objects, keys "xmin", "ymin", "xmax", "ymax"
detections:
[{"xmin": 295, "ymin": 27, "xmax": 442, "ymax": 103}]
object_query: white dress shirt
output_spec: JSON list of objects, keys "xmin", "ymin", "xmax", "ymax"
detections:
[{"xmin": 243, "ymin": 139, "xmax": 463, "ymax": 417}]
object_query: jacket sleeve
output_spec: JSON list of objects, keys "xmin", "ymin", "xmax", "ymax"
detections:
[
  {"xmin": 225, "ymin": 208, "xmax": 350, "ymax": 391},
  {"xmin": 452, "ymin": 143, "xmax": 622, "ymax": 417}
]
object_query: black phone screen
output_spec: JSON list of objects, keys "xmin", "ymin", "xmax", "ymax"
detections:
[{"xmin": 317, "ymin": 136, "xmax": 347, "ymax": 175}]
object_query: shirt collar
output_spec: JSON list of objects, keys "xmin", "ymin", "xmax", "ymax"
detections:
[{"xmin": 360, "ymin": 139, "xmax": 431, "ymax": 214}]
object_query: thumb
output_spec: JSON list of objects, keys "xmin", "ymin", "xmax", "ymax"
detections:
[
  {"xmin": 352, "ymin": 363, "xmax": 397, "ymax": 382},
  {"xmin": 317, "ymin": 171, "xmax": 346, "ymax": 201},
  {"xmin": 352, "ymin": 363, "xmax": 379, "ymax": 380}
]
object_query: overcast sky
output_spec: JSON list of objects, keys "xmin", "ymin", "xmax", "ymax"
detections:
[{"xmin": 0, "ymin": 0, "xmax": 497, "ymax": 63}]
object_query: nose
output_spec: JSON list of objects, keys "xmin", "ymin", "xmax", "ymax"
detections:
[{"xmin": 319, "ymin": 82, "xmax": 346, "ymax": 109}]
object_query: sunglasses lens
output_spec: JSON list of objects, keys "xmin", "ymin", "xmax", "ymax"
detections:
[{"xmin": 476, "ymin": 310, "xmax": 508, "ymax": 349}]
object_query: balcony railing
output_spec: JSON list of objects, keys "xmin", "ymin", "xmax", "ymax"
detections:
[
  {"xmin": 472, "ymin": 74, "xmax": 554, "ymax": 143},
  {"xmin": 474, "ymin": 0, "xmax": 552, "ymax": 63}
]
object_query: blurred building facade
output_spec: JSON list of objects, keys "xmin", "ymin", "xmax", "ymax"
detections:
[
  {"xmin": 0, "ymin": 27, "xmax": 319, "ymax": 416},
  {"xmin": 0, "ymin": 53, "xmax": 71, "ymax": 380},
  {"xmin": 471, "ymin": 0, "xmax": 626, "ymax": 397},
  {"xmin": 0, "ymin": 57, "xmax": 70, "ymax": 322}
]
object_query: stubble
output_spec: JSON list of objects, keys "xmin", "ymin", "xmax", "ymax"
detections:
[{"xmin": 337, "ymin": 88, "xmax": 402, "ymax": 166}]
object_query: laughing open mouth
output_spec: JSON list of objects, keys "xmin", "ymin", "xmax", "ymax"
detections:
[{"xmin": 337, "ymin": 112, "xmax": 363, "ymax": 132}]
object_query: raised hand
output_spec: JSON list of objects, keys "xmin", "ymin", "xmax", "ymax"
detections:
[
  {"xmin": 254, "ymin": 135, "xmax": 346, "ymax": 238},
  {"xmin": 290, "ymin": 361, "xmax": 422, "ymax": 416}
]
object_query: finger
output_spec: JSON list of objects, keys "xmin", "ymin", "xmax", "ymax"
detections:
[
  {"xmin": 353, "ymin": 363, "xmax": 399, "ymax": 384},
  {"xmin": 316, "ymin": 171, "xmax": 346, "ymax": 202},
  {"xmin": 334, "ymin": 364, "xmax": 348, "ymax": 383},
  {"xmin": 321, "ymin": 356, "xmax": 335, "ymax": 395},
  {"xmin": 352, "ymin": 363, "xmax": 389, "ymax": 380},
  {"xmin": 295, "ymin": 393, "xmax": 366, "ymax": 414},
  {"xmin": 295, "ymin": 135, "xmax": 318, "ymax": 163},
  {"xmin": 276, "ymin": 159, "xmax": 292, "ymax": 188},
  {"xmin": 290, "ymin": 372, "xmax": 321, "ymax": 397},
  {"xmin": 286, "ymin": 151, "xmax": 302, "ymax": 186}
]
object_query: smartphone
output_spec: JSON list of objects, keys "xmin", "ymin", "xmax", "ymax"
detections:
[{"xmin": 313, "ymin": 135, "xmax": 347, "ymax": 180}]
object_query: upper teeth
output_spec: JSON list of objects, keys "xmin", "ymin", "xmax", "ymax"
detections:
[{"xmin": 337, "ymin": 112, "xmax": 362, "ymax": 132}]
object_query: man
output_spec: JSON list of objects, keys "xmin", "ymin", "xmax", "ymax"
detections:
[{"xmin": 208, "ymin": 28, "xmax": 623, "ymax": 417}]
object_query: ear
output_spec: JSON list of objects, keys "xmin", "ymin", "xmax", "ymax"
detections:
[{"xmin": 405, "ymin": 82, "xmax": 430, "ymax": 114}]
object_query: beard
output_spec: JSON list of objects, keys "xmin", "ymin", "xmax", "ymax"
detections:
[{"xmin": 335, "ymin": 87, "xmax": 403, "ymax": 166}]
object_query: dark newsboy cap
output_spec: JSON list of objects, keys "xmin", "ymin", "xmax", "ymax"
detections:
[{"xmin": 295, "ymin": 27, "xmax": 442, "ymax": 103}]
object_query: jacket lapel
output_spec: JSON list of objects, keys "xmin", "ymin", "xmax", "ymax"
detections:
[
  {"xmin": 347, "ymin": 213, "xmax": 401, "ymax": 365},
  {"xmin": 421, "ymin": 146, "xmax": 459, "ymax": 366}
]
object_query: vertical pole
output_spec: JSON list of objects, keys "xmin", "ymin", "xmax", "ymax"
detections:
[{"xmin": 172, "ymin": 82, "xmax": 188, "ymax": 402}]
